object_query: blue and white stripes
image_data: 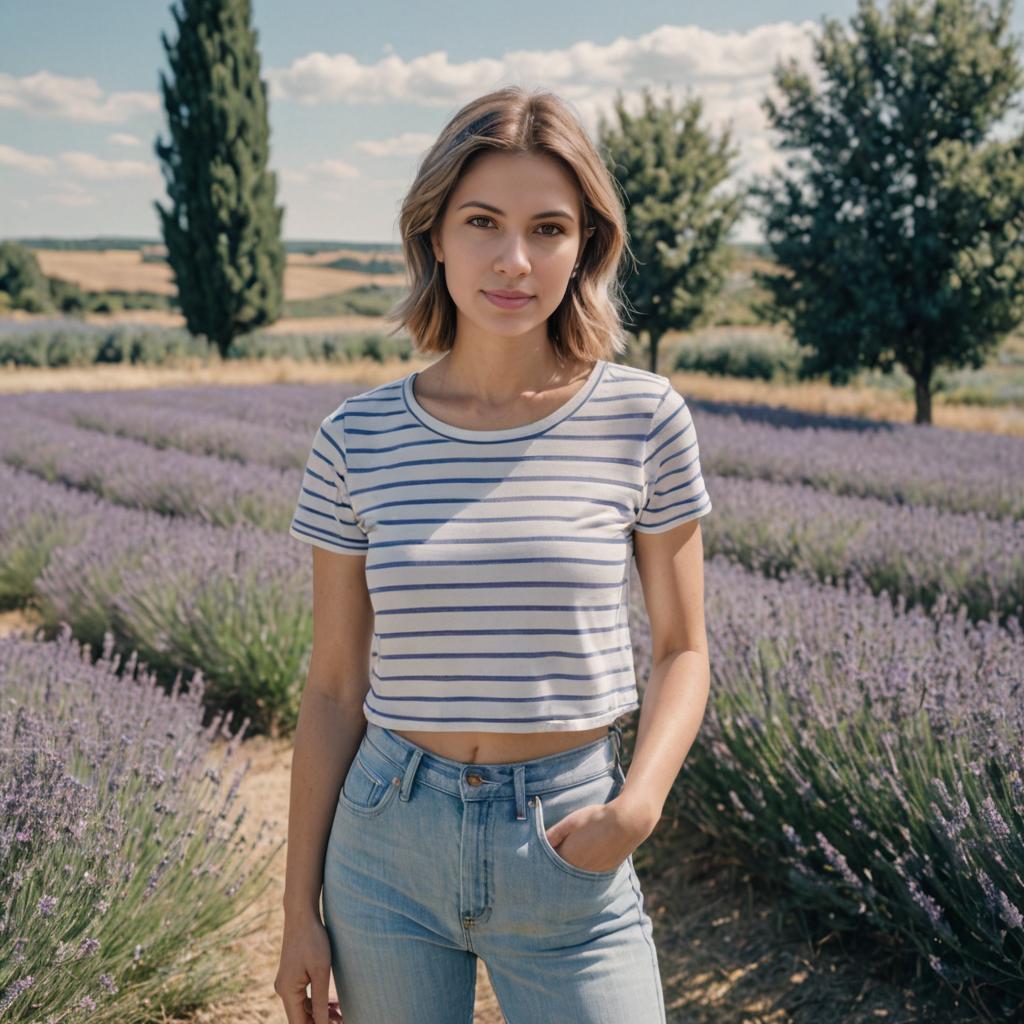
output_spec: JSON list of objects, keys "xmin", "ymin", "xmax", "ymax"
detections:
[
  {"xmin": 289, "ymin": 359, "xmax": 711, "ymax": 732},
  {"xmin": 637, "ymin": 384, "xmax": 713, "ymax": 531}
]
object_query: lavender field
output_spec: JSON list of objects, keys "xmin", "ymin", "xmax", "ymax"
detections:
[{"xmin": 1, "ymin": 374, "xmax": 1022, "ymax": 1021}]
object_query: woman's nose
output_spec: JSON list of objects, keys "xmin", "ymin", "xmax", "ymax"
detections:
[{"xmin": 494, "ymin": 235, "xmax": 532, "ymax": 274}]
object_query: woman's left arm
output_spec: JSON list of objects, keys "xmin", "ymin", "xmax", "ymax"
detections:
[{"xmin": 612, "ymin": 518, "xmax": 711, "ymax": 840}]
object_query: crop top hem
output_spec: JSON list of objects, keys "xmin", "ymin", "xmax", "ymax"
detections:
[{"xmin": 360, "ymin": 700, "xmax": 639, "ymax": 734}]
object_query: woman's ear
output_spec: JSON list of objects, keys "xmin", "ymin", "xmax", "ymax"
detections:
[{"xmin": 430, "ymin": 227, "xmax": 444, "ymax": 263}]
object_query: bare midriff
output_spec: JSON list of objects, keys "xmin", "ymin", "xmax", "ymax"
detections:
[{"xmin": 389, "ymin": 726, "xmax": 611, "ymax": 765}]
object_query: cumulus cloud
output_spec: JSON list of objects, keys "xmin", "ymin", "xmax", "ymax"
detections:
[
  {"xmin": 107, "ymin": 132, "xmax": 143, "ymax": 147},
  {"xmin": 304, "ymin": 158, "xmax": 360, "ymax": 179},
  {"xmin": 0, "ymin": 143, "xmax": 158, "ymax": 181},
  {"xmin": 354, "ymin": 132, "xmax": 436, "ymax": 157},
  {"xmin": 0, "ymin": 70, "xmax": 158, "ymax": 123},
  {"xmin": 266, "ymin": 20, "xmax": 821, "ymax": 185},
  {"xmin": 59, "ymin": 151, "xmax": 158, "ymax": 181},
  {"xmin": 0, "ymin": 144, "xmax": 56, "ymax": 175},
  {"xmin": 266, "ymin": 21, "xmax": 819, "ymax": 114}
]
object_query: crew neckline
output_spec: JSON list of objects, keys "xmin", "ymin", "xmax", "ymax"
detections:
[{"xmin": 403, "ymin": 359, "xmax": 607, "ymax": 442}]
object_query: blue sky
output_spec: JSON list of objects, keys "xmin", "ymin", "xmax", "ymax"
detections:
[{"xmin": 2, "ymin": 0, "xmax": 1023, "ymax": 244}]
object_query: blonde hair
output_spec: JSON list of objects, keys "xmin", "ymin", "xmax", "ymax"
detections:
[{"xmin": 383, "ymin": 85, "xmax": 631, "ymax": 363}]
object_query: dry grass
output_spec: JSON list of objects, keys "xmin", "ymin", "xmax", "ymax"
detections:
[
  {"xmin": 0, "ymin": 354, "xmax": 427, "ymax": 395},
  {"xmin": 1, "ymin": 349, "xmax": 1020, "ymax": 437},
  {"xmin": 666, "ymin": 367, "xmax": 1024, "ymax": 436},
  {"xmin": 30, "ymin": 248, "xmax": 405, "ymax": 301}
]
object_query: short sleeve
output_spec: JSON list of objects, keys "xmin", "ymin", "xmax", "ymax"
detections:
[
  {"xmin": 288, "ymin": 413, "xmax": 369, "ymax": 555},
  {"xmin": 634, "ymin": 383, "xmax": 712, "ymax": 532}
]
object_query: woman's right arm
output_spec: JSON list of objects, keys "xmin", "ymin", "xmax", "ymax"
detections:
[{"xmin": 276, "ymin": 544, "xmax": 374, "ymax": 1023}]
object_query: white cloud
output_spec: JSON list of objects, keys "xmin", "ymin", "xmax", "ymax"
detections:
[
  {"xmin": 354, "ymin": 132, "xmax": 436, "ymax": 157},
  {"xmin": 42, "ymin": 191, "xmax": 99, "ymax": 208},
  {"xmin": 59, "ymin": 151, "xmax": 158, "ymax": 181},
  {"xmin": 0, "ymin": 144, "xmax": 56, "ymax": 175},
  {"xmin": 278, "ymin": 157, "xmax": 361, "ymax": 187},
  {"xmin": 0, "ymin": 143, "xmax": 158, "ymax": 182},
  {"xmin": 267, "ymin": 20, "xmax": 822, "ymax": 190},
  {"xmin": 266, "ymin": 21, "xmax": 820, "ymax": 117},
  {"xmin": 108, "ymin": 132, "xmax": 143, "ymax": 147},
  {"xmin": 304, "ymin": 158, "xmax": 360, "ymax": 179},
  {"xmin": 0, "ymin": 70, "xmax": 158, "ymax": 123}
]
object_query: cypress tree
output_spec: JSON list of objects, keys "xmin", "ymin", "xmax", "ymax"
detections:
[{"xmin": 154, "ymin": 0, "xmax": 285, "ymax": 356}]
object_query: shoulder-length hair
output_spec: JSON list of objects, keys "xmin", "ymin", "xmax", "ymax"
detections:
[{"xmin": 383, "ymin": 85, "xmax": 632, "ymax": 364}]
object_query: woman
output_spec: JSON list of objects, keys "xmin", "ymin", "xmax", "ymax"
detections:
[{"xmin": 276, "ymin": 85, "xmax": 712, "ymax": 1024}]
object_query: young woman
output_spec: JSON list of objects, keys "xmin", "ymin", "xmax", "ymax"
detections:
[{"xmin": 276, "ymin": 85, "xmax": 712, "ymax": 1024}]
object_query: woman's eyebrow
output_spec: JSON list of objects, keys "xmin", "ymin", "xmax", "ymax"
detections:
[{"xmin": 456, "ymin": 200, "xmax": 576, "ymax": 221}]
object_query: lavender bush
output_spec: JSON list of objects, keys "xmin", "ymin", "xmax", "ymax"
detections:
[
  {"xmin": 0, "ymin": 465, "xmax": 314, "ymax": 735},
  {"xmin": 4, "ymin": 406, "xmax": 1022, "ymax": 628},
  {"xmin": 696, "ymin": 405, "xmax": 1024, "ymax": 521},
  {"xmin": 0, "ymin": 410, "xmax": 294, "ymax": 531},
  {"xmin": 703, "ymin": 474, "xmax": 1024, "ymax": 627},
  {"xmin": 13, "ymin": 384, "xmax": 1022, "ymax": 520},
  {"xmin": 7, "ymin": 380, "xmax": 361, "ymax": 435},
  {"xmin": 623, "ymin": 554, "xmax": 1024, "ymax": 1016},
  {"xmin": 54, "ymin": 395, "xmax": 306, "ymax": 471},
  {"xmin": 0, "ymin": 626, "xmax": 283, "ymax": 1023}
]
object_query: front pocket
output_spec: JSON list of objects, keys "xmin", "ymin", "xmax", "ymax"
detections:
[
  {"xmin": 533, "ymin": 782, "xmax": 623, "ymax": 881},
  {"xmin": 338, "ymin": 756, "xmax": 399, "ymax": 817}
]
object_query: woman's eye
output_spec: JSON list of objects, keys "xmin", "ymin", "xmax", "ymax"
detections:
[{"xmin": 466, "ymin": 216, "xmax": 563, "ymax": 237}]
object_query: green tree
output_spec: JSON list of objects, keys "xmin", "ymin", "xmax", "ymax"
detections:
[
  {"xmin": 597, "ymin": 85, "xmax": 745, "ymax": 374},
  {"xmin": 154, "ymin": 0, "xmax": 286, "ymax": 356},
  {"xmin": 0, "ymin": 242, "xmax": 54, "ymax": 313},
  {"xmin": 751, "ymin": 0, "xmax": 1024, "ymax": 424}
]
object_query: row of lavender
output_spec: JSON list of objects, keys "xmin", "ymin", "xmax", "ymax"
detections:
[
  {"xmin": 1, "ymin": 402, "xmax": 1021, "ymax": 627},
  {"xmin": 2, "ymin": 375, "xmax": 1022, "ymax": 1017},
  {"xmin": 626, "ymin": 557, "xmax": 1024, "ymax": 1014},
  {"xmin": 1, "ymin": 450, "xmax": 1022, "ymax": 1010},
  {"xmin": 0, "ymin": 625, "xmax": 281, "ymax": 1022},
  {"xmin": 9, "ymin": 382, "xmax": 1024, "ymax": 520},
  {"xmin": 0, "ymin": 464, "xmax": 311, "ymax": 736}
]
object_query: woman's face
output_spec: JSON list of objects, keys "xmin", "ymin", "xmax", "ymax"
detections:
[{"xmin": 431, "ymin": 150, "xmax": 588, "ymax": 341}]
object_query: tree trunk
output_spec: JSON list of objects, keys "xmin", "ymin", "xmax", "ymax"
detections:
[
  {"xmin": 913, "ymin": 372, "xmax": 933, "ymax": 425},
  {"xmin": 648, "ymin": 330, "xmax": 660, "ymax": 375}
]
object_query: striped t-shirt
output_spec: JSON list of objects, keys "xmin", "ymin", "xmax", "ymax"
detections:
[{"xmin": 288, "ymin": 358, "xmax": 712, "ymax": 733}]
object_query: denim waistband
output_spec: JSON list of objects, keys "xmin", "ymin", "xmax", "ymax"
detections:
[{"xmin": 362, "ymin": 721, "xmax": 625, "ymax": 820}]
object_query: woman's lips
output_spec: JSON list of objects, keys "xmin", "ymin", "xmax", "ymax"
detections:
[{"xmin": 483, "ymin": 291, "xmax": 533, "ymax": 310}]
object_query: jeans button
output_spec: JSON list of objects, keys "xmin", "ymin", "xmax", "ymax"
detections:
[{"xmin": 466, "ymin": 772, "xmax": 483, "ymax": 786}]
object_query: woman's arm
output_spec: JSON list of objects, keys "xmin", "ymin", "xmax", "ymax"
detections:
[
  {"xmin": 618, "ymin": 518, "xmax": 711, "ymax": 833},
  {"xmin": 282, "ymin": 545, "xmax": 375, "ymax": 920}
]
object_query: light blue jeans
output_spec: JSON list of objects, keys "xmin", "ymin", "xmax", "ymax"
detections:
[{"xmin": 322, "ymin": 721, "xmax": 667, "ymax": 1023}]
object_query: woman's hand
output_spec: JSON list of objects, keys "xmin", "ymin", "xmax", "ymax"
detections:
[
  {"xmin": 545, "ymin": 795, "xmax": 656, "ymax": 874},
  {"xmin": 275, "ymin": 910, "xmax": 345, "ymax": 1024}
]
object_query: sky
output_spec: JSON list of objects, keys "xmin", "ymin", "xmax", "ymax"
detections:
[{"xmin": 2, "ymin": 0, "xmax": 1023, "ymax": 246}]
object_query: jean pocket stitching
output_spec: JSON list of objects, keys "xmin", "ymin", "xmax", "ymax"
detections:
[
  {"xmin": 534, "ymin": 793, "xmax": 621, "ymax": 880},
  {"xmin": 339, "ymin": 760, "xmax": 399, "ymax": 817}
]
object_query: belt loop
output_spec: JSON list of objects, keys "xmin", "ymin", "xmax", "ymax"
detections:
[
  {"xmin": 609, "ymin": 721, "xmax": 622, "ymax": 765},
  {"xmin": 513, "ymin": 764, "xmax": 526, "ymax": 820},
  {"xmin": 400, "ymin": 748, "xmax": 422, "ymax": 802}
]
